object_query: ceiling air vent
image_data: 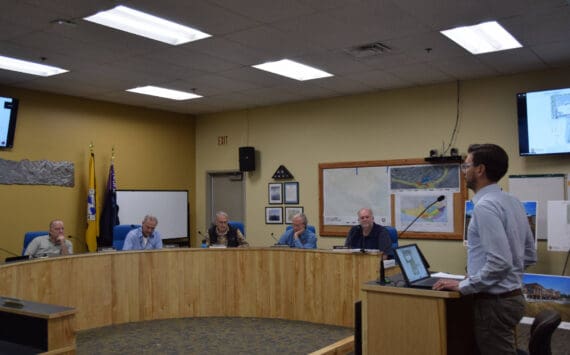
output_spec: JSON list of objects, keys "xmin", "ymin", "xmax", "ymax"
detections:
[{"xmin": 345, "ymin": 42, "xmax": 392, "ymax": 58}]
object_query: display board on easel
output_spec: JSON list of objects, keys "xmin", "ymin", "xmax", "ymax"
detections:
[{"xmin": 508, "ymin": 174, "xmax": 566, "ymax": 240}]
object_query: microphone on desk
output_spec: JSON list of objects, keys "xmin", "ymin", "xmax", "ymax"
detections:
[
  {"xmin": 0, "ymin": 246, "xmax": 20, "ymax": 257},
  {"xmin": 270, "ymin": 232, "xmax": 280, "ymax": 245},
  {"xmin": 378, "ymin": 257, "xmax": 387, "ymax": 285},
  {"xmin": 394, "ymin": 195, "xmax": 444, "ymax": 270},
  {"xmin": 198, "ymin": 231, "xmax": 208, "ymax": 248},
  {"xmin": 358, "ymin": 225, "xmax": 367, "ymax": 254}
]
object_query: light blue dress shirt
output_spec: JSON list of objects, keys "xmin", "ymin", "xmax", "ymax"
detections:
[
  {"xmin": 459, "ymin": 184, "xmax": 537, "ymax": 295},
  {"xmin": 277, "ymin": 228, "xmax": 317, "ymax": 249},
  {"xmin": 122, "ymin": 228, "xmax": 163, "ymax": 250}
]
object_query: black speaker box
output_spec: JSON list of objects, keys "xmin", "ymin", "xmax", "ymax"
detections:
[{"xmin": 239, "ymin": 147, "xmax": 255, "ymax": 172}]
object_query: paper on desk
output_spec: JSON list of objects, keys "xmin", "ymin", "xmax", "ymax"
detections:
[{"xmin": 431, "ymin": 272, "xmax": 465, "ymax": 280}]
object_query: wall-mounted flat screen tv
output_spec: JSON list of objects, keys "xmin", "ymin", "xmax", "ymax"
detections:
[
  {"xmin": 517, "ymin": 87, "xmax": 570, "ymax": 156},
  {"xmin": 0, "ymin": 96, "xmax": 19, "ymax": 149}
]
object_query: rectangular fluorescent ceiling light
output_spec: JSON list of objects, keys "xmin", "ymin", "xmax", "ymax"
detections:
[
  {"xmin": 84, "ymin": 5, "xmax": 211, "ymax": 45},
  {"xmin": 252, "ymin": 59, "xmax": 333, "ymax": 81},
  {"xmin": 441, "ymin": 21, "xmax": 522, "ymax": 54},
  {"xmin": 127, "ymin": 86, "xmax": 202, "ymax": 100},
  {"xmin": 0, "ymin": 55, "xmax": 68, "ymax": 77}
]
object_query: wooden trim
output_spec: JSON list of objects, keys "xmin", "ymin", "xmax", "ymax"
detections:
[{"xmin": 309, "ymin": 335, "xmax": 354, "ymax": 355}]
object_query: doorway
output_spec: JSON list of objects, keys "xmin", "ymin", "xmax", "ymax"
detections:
[{"xmin": 206, "ymin": 171, "xmax": 245, "ymax": 228}]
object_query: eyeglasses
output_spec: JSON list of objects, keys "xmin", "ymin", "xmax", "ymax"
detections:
[{"xmin": 460, "ymin": 163, "xmax": 474, "ymax": 170}]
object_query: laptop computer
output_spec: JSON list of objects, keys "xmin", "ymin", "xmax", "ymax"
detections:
[{"xmin": 394, "ymin": 244, "xmax": 440, "ymax": 289}]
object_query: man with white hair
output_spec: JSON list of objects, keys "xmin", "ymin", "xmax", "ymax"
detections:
[{"xmin": 122, "ymin": 215, "xmax": 162, "ymax": 250}]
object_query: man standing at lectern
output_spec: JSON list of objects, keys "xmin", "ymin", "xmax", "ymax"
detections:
[{"xmin": 433, "ymin": 144, "xmax": 536, "ymax": 354}]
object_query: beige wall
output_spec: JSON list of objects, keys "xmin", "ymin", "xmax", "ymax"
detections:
[
  {"xmin": 0, "ymin": 86, "xmax": 196, "ymax": 255},
  {"xmin": 195, "ymin": 66, "xmax": 570, "ymax": 275},
  {"xmin": 2, "ymin": 67, "xmax": 569, "ymax": 276}
]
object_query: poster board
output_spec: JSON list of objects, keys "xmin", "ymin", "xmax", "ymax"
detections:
[
  {"xmin": 116, "ymin": 190, "xmax": 189, "ymax": 239},
  {"xmin": 546, "ymin": 200, "xmax": 570, "ymax": 251},
  {"xmin": 508, "ymin": 174, "xmax": 566, "ymax": 240},
  {"xmin": 319, "ymin": 158, "xmax": 467, "ymax": 240},
  {"xmin": 464, "ymin": 200, "xmax": 538, "ymax": 248}
]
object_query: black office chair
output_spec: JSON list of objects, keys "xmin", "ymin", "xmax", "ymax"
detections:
[{"xmin": 517, "ymin": 309, "xmax": 561, "ymax": 355}]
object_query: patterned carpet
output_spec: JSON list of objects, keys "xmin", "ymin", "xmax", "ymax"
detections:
[
  {"xmin": 76, "ymin": 317, "xmax": 570, "ymax": 355},
  {"xmin": 77, "ymin": 317, "xmax": 353, "ymax": 354}
]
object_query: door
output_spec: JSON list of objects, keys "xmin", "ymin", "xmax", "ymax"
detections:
[{"xmin": 207, "ymin": 171, "xmax": 245, "ymax": 226}]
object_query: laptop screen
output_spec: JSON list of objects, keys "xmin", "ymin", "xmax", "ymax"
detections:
[{"xmin": 395, "ymin": 244, "xmax": 430, "ymax": 283}]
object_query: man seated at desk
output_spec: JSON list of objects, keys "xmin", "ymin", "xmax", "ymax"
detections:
[
  {"xmin": 277, "ymin": 213, "xmax": 317, "ymax": 249},
  {"xmin": 123, "ymin": 215, "xmax": 163, "ymax": 250},
  {"xmin": 344, "ymin": 208, "xmax": 392, "ymax": 259},
  {"xmin": 207, "ymin": 211, "xmax": 248, "ymax": 247},
  {"xmin": 25, "ymin": 219, "xmax": 73, "ymax": 257}
]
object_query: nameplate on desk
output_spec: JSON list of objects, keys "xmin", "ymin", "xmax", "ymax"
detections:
[
  {"xmin": 270, "ymin": 244, "xmax": 290, "ymax": 248},
  {"xmin": 1, "ymin": 297, "xmax": 24, "ymax": 309},
  {"xmin": 4, "ymin": 255, "xmax": 30, "ymax": 264}
]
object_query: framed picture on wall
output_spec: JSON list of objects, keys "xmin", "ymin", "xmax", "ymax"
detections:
[
  {"xmin": 265, "ymin": 207, "xmax": 283, "ymax": 224},
  {"xmin": 285, "ymin": 206, "xmax": 304, "ymax": 224},
  {"xmin": 284, "ymin": 182, "xmax": 299, "ymax": 204},
  {"xmin": 268, "ymin": 183, "xmax": 283, "ymax": 204}
]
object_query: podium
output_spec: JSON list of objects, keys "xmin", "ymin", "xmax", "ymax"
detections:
[
  {"xmin": 361, "ymin": 282, "xmax": 476, "ymax": 355},
  {"xmin": 0, "ymin": 297, "xmax": 76, "ymax": 353}
]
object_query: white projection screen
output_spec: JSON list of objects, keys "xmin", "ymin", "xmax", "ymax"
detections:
[{"xmin": 116, "ymin": 190, "xmax": 188, "ymax": 239}]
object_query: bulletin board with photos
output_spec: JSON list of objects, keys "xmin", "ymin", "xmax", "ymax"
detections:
[{"xmin": 318, "ymin": 158, "xmax": 467, "ymax": 240}]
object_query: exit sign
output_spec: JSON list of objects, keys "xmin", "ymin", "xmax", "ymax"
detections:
[{"xmin": 217, "ymin": 136, "xmax": 228, "ymax": 145}]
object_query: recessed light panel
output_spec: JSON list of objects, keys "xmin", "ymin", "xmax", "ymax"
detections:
[
  {"xmin": 84, "ymin": 5, "xmax": 211, "ymax": 45},
  {"xmin": 252, "ymin": 59, "xmax": 333, "ymax": 81},
  {"xmin": 441, "ymin": 21, "xmax": 522, "ymax": 54},
  {"xmin": 0, "ymin": 55, "xmax": 68, "ymax": 77},
  {"xmin": 126, "ymin": 86, "xmax": 202, "ymax": 101}
]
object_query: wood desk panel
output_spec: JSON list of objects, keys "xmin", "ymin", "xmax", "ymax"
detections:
[
  {"xmin": 0, "ymin": 249, "xmax": 390, "ymax": 331},
  {"xmin": 361, "ymin": 284, "xmax": 475, "ymax": 355}
]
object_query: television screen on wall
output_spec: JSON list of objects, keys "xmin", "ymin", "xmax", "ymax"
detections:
[
  {"xmin": 517, "ymin": 87, "xmax": 570, "ymax": 156},
  {"xmin": 0, "ymin": 95, "xmax": 19, "ymax": 149}
]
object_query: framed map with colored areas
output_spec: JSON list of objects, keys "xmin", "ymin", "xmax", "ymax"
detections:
[{"xmin": 319, "ymin": 158, "xmax": 467, "ymax": 240}]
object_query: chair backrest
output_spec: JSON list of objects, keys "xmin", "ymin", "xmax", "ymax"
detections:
[
  {"xmin": 22, "ymin": 231, "xmax": 48, "ymax": 255},
  {"xmin": 285, "ymin": 225, "xmax": 316, "ymax": 233},
  {"xmin": 528, "ymin": 309, "xmax": 561, "ymax": 355},
  {"xmin": 385, "ymin": 226, "xmax": 398, "ymax": 256},
  {"xmin": 228, "ymin": 221, "xmax": 245, "ymax": 238},
  {"xmin": 113, "ymin": 224, "xmax": 140, "ymax": 251}
]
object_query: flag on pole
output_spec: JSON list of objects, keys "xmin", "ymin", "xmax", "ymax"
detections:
[
  {"xmin": 86, "ymin": 152, "xmax": 98, "ymax": 252},
  {"xmin": 99, "ymin": 160, "xmax": 119, "ymax": 247}
]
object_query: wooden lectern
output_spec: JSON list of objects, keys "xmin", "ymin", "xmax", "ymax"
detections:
[{"xmin": 361, "ymin": 282, "xmax": 476, "ymax": 355}]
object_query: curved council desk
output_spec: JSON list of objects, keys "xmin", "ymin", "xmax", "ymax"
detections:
[{"xmin": 0, "ymin": 248, "xmax": 394, "ymax": 331}]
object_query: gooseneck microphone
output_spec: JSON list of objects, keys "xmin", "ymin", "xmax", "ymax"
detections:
[
  {"xmin": 198, "ymin": 230, "xmax": 208, "ymax": 248},
  {"xmin": 270, "ymin": 232, "xmax": 278, "ymax": 244},
  {"xmin": 359, "ymin": 226, "xmax": 367, "ymax": 254},
  {"xmin": 398, "ymin": 195, "xmax": 445, "ymax": 238},
  {"xmin": 377, "ymin": 256, "xmax": 387, "ymax": 285},
  {"xmin": 0, "ymin": 247, "xmax": 19, "ymax": 257}
]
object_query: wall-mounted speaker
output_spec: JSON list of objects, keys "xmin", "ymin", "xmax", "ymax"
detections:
[{"xmin": 239, "ymin": 146, "xmax": 255, "ymax": 172}]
